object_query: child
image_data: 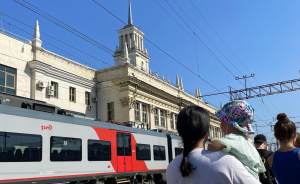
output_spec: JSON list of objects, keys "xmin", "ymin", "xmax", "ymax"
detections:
[{"xmin": 208, "ymin": 100, "xmax": 265, "ymax": 179}]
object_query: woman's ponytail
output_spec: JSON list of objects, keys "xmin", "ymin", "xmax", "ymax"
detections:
[
  {"xmin": 180, "ymin": 141, "xmax": 196, "ymax": 177},
  {"xmin": 176, "ymin": 106, "xmax": 210, "ymax": 177}
]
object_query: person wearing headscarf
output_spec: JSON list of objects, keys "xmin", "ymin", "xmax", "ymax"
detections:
[{"xmin": 208, "ymin": 100, "xmax": 265, "ymax": 180}]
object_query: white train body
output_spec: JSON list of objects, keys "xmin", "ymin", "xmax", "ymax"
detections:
[{"xmin": 0, "ymin": 105, "xmax": 182, "ymax": 183}]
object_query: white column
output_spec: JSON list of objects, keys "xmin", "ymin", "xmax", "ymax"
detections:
[
  {"xmin": 158, "ymin": 109, "xmax": 161, "ymax": 127},
  {"xmin": 141, "ymin": 38, "xmax": 144, "ymax": 51},
  {"xmin": 139, "ymin": 103, "xmax": 142, "ymax": 123}
]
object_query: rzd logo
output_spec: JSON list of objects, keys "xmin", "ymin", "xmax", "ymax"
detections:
[{"xmin": 41, "ymin": 124, "xmax": 53, "ymax": 131}]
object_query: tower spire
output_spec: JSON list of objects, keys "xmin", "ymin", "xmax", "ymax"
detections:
[
  {"xmin": 34, "ymin": 20, "xmax": 40, "ymax": 40},
  {"xmin": 128, "ymin": 0, "xmax": 133, "ymax": 25},
  {"xmin": 32, "ymin": 20, "xmax": 42, "ymax": 50}
]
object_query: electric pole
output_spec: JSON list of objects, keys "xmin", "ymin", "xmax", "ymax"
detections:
[{"xmin": 235, "ymin": 73, "xmax": 255, "ymax": 98}]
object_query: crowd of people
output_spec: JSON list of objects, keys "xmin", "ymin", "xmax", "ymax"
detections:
[{"xmin": 166, "ymin": 100, "xmax": 300, "ymax": 184}]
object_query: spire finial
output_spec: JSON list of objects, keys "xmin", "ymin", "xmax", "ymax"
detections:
[
  {"xmin": 32, "ymin": 20, "xmax": 42, "ymax": 49},
  {"xmin": 128, "ymin": 0, "xmax": 133, "ymax": 25},
  {"xmin": 180, "ymin": 77, "xmax": 184, "ymax": 91},
  {"xmin": 176, "ymin": 74, "xmax": 180, "ymax": 88},
  {"xmin": 34, "ymin": 20, "xmax": 40, "ymax": 40}
]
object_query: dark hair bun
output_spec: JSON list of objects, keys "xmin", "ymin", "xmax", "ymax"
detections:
[{"xmin": 277, "ymin": 113, "xmax": 289, "ymax": 122}]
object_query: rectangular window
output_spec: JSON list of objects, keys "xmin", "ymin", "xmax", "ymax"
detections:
[
  {"xmin": 117, "ymin": 133, "xmax": 131, "ymax": 156},
  {"xmin": 154, "ymin": 108, "xmax": 159, "ymax": 126},
  {"xmin": 153, "ymin": 145, "xmax": 166, "ymax": 160},
  {"xmin": 69, "ymin": 87, "xmax": 76, "ymax": 102},
  {"xmin": 170, "ymin": 114, "xmax": 174, "ymax": 129},
  {"xmin": 107, "ymin": 102, "xmax": 114, "ymax": 121},
  {"xmin": 134, "ymin": 102, "xmax": 140, "ymax": 122},
  {"xmin": 51, "ymin": 81, "xmax": 58, "ymax": 98},
  {"xmin": 88, "ymin": 140, "xmax": 111, "ymax": 161},
  {"xmin": 0, "ymin": 64, "xmax": 16, "ymax": 95},
  {"xmin": 50, "ymin": 136, "xmax": 81, "ymax": 161},
  {"xmin": 85, "ymin": 91, "xmax": 91, "ymax": 105},
  {"xmin": 142, "ymin": 104, "xmax": 148, "ymax": 123},
  {"xmin": 160, "ymin": 110, "xmax": 166, "ymax": 127},
  {"xmin": 0, "ymin": 132, "xmax": 42, "ymax": 162},
  {"xmin": 175, "ymin": 147, "xmax": 183, "ymax": 156},
  {"xmin": 136, "ymin": 143, "xmax": 151, "ymax": 160}
]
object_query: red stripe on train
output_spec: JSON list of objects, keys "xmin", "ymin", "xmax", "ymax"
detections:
[{"xmin": 92, "ymin": 127, "xmax": 149, "ymax": 172}]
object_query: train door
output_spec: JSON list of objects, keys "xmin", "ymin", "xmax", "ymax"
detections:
[{"xmin": 116, "ymin": 132, "xmax": 133, "ymax": 173}]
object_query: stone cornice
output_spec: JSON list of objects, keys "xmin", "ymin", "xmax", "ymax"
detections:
[
  {"xmin": 29, "ymin": 60, "xmax": 95, "ymax": 88},
  {"xmin": 39, "ymin": 49, "xmax": 96, "ymax": 72}
]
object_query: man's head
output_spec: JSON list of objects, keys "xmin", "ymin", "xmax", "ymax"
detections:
[{"xmin": 254, "ymin": 134, "xmax": 267, "ymax": 149}]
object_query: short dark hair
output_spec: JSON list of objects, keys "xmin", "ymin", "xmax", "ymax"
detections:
[
  {"xmin": 176, "ymin": 105, "xmax": 210, "ymax": 177},
  {"xmin": 254, "ymin": 134, "xmax": 267, "ymax": 144},
  {"xmin": 274, "ymin": 113, "xmax": 296, "ymax": 142}
]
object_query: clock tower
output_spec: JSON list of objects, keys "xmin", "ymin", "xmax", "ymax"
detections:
[{"xmin": 114, "ymin": 0, "xmax": 150, "ymax": 73}]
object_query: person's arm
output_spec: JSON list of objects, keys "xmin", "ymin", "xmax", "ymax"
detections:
[{"xmin": 208, "ymin": 139, "xmax": 226, "ymax": 151}]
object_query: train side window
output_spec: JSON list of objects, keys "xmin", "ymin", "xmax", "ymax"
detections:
[
  {"xmin": 175, "ymin": 147, "xmax": 183, "ymax": 156},
  {"xmin": 136, "ymin": 143, "xmax": 151, "ymax": 160},
  {"xmin": 88, "ymin": 140, "xmax": 111, "ymax": 161},
  {"xmin": 0, "ymin": 131, "xmax": 42, "ymax": 162},
  {"xmin": 153, "ymin": 145, "xmax": 166, "ymax": 161},
  {"xmin": 50, "ymin": 136, "xmax": 82, "ymax": 161},
  {"xmin": 117, "ymin": 133, "xmax": 131, "ymax": 156}
]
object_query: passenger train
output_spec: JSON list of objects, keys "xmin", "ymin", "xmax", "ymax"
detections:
[{"xmin": 0, "ymin": 104, "xmax": 182, "ymax": 184}]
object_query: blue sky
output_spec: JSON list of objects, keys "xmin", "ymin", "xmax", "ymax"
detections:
[{"xmin": 1, "ymin": 0, "xmax": 300, "ymax": 142}]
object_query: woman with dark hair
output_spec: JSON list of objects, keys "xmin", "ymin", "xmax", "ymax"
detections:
[
  {"xmin": 269, "ymin": 113, "xmax": 300, "ymax": 184},
  {"xmin": 295, "ymin": 132, "xmax": 300, "ymax": 148},
  {"xmin": 166, "ymin": 105, "xmax": 260, "ymax": 184}
]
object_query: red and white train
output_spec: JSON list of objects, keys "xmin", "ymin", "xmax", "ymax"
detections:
[{"xmin": 0, "ymin": 104, "xmax": 182, "ymax": 184}]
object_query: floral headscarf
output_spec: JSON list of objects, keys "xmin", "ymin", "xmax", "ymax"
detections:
[{"xmin": 216, "ymin": 100, "xmax": 254, "ymax": 134}]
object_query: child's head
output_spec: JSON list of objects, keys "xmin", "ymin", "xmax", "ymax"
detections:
[{"xmin": 216, "ymin": 100, "xmax": 254, "ymax": 135}]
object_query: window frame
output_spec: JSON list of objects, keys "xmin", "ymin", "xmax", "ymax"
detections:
[
  {"xmin": 0, "ymin": 64, "xmax": 17, "ymax": 95},
  {"xmin": 88, "ymin": 139, "xmax": 111, "ymax": 161},
  {"xmin": 170, "ymin": 113, "xmax": 174, "ymax": 129},
  {"xmin": 51, "ymin": 81, "xmax": 59, "ymax": 98},
  {"xmin": 85, "ymin": 91, "xmax": 91, "ymax": 105},
  {"xmin": 50, "ymin": 136, "xmax": 82, "ymax": 162},
  {"xmin": 141, "ymin": 104, "xmax": 148, "ymax": 123},
  {"xmin": 153, "ymin": 145, "xmax": 166, "ymax": 161},
  {"xmin": 160, "ymin": 110, "xmax": 166, "ymax": 127},
  {"xmin": 0, "ymin": 131, "xmax": 42, "ymax": 162},
  {"xmin": 107, "ymin": 102, "xmax": 115, "ymax": 121},
  {"xmin": 117, "ymin": 133, "xmax": 132, "ymax": 156},
  {"xmin": 134, "ymin": 102, "xmax": 140, "ymax": 122},
  {"xmin": 154, "ymin": 108, "xmax": 159, "ymax": 126},
  {"xmin": 136, "ymin": 143, "xmax": 151, "ymax": 160},
  {"xmin": 69, "ymin": 87, "xmax": 76, "ymax": 102}
]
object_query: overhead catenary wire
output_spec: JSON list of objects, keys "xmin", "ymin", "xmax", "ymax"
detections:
[
  {"xmin": 90, "ymin": 0, "xmax": 229, "ymax": 98},
  {"xmin": 163, "ymin": 0, "xmax": 240, "ymax": 82},
  {"xmin": 0, "ymin": 12, "xmax": 110, "ymax": 66},
  {"xmin": 13, "ymin": 0, "xmax": 114, "ymax": 56},
  {"xmin": 184, "ymin": 0, "xmax": 280, "ymax": 116},
  {"xmin": 13, "ymin": 0, "xmax": 228, "ymax": 98}
]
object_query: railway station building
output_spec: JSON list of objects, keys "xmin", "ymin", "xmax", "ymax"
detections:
[{"xmin": 0, "ymin": 2, "xmax": 222, "ymax": 138}]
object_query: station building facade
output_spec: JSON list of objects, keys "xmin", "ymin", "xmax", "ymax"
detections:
[{"xmin": 0, "ymin": 3, "xmax": 222, "ymax": 138}]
